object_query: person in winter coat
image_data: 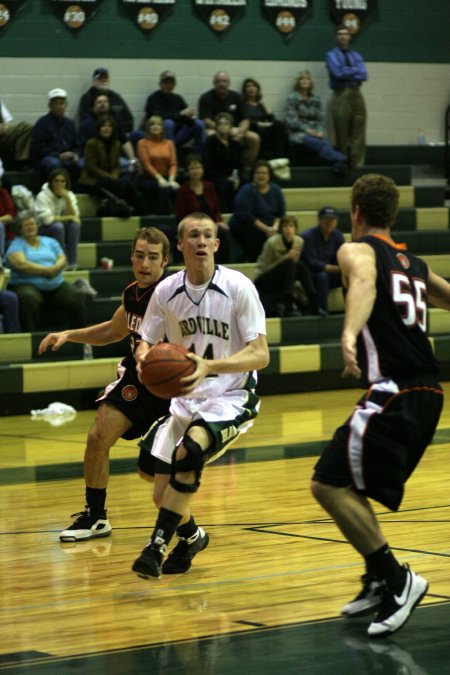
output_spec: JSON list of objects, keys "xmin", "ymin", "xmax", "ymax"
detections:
[{"xmin": 35, "ymin": 168, "xmax": 81, "ymax": 270}]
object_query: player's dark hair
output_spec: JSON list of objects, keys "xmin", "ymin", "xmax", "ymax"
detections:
[
  {"xmin": 132, "ymin": 226, "xmax": 170, "ymax": 259},
  {"xmin": 351, "ymin": 174, "xmax": 399, "ymax": 229}
]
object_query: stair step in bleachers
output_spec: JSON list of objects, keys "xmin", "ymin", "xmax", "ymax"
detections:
[
  {"xmin": 283, "ymin": 164, "xmax": 412, "ymax": 188},
  {"xmin": 365, "ymin": 145, "xmax": 445, "ymax": 167},
  {"xmin": 282, "ymin": 185, "xmax": 445, "ymax": 211}
]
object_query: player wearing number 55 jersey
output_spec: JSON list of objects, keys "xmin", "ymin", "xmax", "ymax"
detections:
[
  {"xmin": 133, "ymin": 212, "xmax": 269, "ymax": 579},
  {"xmin": 312, "ymin": 174, "xmax": 450, "ymax": 639}
]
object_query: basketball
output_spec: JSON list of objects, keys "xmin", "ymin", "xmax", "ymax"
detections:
[{"xmin": 141, "ymin": 343, "xmax": 195, "ymax": 399}]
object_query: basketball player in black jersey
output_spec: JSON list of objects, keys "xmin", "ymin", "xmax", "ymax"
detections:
[
  {"xmin": 311, "ymin": 174, "xmax": 450, "ymax": 638},
  {"xmin": 39, "ymin": 227, "xmax": 209, "ymax": 574}
]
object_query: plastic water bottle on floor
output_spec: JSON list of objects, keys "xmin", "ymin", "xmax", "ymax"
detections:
[
  {"xmin": 83, "ymin": 344, "xmax": 93, "ymax": 360},
  {"xmin": 418, "ymin": 129, "xmax": 426, "ymax": 145}
]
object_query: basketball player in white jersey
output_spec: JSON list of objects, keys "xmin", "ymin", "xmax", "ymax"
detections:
[{"xmin": 132, "ymin": 212, "xmax": 269, "ymax": 579}]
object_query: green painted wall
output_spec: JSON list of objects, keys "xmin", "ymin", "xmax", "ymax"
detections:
[{"xmin": 0, "ymin": 1, "xmax": 449, "ymax": 63}]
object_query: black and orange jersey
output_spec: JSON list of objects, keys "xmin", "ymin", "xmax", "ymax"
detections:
[
  {"xmin": 354, "ymin": 234, "xmax": 439, "ymax": 385},
  {"xmin": 123, "ymin": 275, "xmax": 166, "ymax": 358}
]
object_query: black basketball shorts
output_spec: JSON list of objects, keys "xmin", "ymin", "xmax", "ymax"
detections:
[
  {"xmin": 96, "ymin": 356, "xmax": 170, "ymax": 441},
  {"xmin": 312, "ymin": 377, "xmax": 444, "ymax": 511}
]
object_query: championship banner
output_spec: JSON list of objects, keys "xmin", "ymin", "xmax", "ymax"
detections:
[
  {"xmin": 262, "ymin": 0, "xmax": 313, "ymax": 37},
  {"xmin": 193, "ymin": 0, "xmax": 246, "ymax": 35},
  {"xmin": 329, "ymin": 0, "xmax": 377, "ymax": 35},
  {"xmin": 0, "ymin": 0, "xmax": 28, "ymax": 31},
  {"xmin": 121, "ymin": 0, "xmax": 175, "ymax": 33},
  {"xmin": 50, "ymin": 0, "xmax": 104, "ymax": 31}
]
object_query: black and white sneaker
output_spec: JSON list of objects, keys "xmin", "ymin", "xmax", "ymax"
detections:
[
  {"xmin": 60, "ymin": 510, "xmax": 112, "ymax": 542},
  {"xmin": 341, "ymin": 574, "xmax": 383, "ymax": 617},
  {"xmin": 132, "ymin": 543, "xmax": 165, "ymax": 579},
  {"xmin": 162, "ymin": 528, "xmax": 209, "ymax": 575},
  {"xmin": 368, "ymin": 565, "xmax": 428, "ymax": 638}
]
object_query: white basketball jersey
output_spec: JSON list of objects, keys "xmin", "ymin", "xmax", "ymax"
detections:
[{"xmin": 140, "ymin": 265, "xmax": 266, "ymax": 399}]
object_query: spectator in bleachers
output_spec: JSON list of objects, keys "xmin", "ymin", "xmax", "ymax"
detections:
[
  {"xmin": 78, "ymin": 116, "xmax": 142, "ymax": 216},
  {"xmin": 35, "ymin": 168, "xmax": 81, "ymax": 270},
  {"xmin": 0, "ymin": 263, "xmax": 21, "ymax": 333},
  {"xmin": 79, "ymin": 92, "xmax": 138, "ymax": 171},
  {"xmin": 78, "ymin": 67, "xmax": 134, "ymax": 133},
  {"xmin": 242, "ymin": 78, "xmax": 289, "ymax": 161},
  {"xmin": 143, "ymin": 71, "xmax": 206, "ymax": 155},
  {"xmin": 254, "ymin": 215, "xmax": 323, "ymax": 318},
  {"xmin": 176, "ymin": 154, "xmax": 231, "ymax": 263},
  {"xmin": 202, "ymin": 112, "xmax": 243, "ymax": 213},
  {"xmin": 301, "ymin": 205, "xmax": 344, "ymax": 315},
  {"xmin": 228, "ymin": 160, "xmax": 285, "ymax": 262},
  {"xmin": 0, "ymin": 174, "xmax": 16, "ymax": 257},
  {"xmin": 31, "ymin": 89, "xmax": 82, "ymax": 180},
  {"xmin": 0, "ymin": 98, "xmax": 32, "ymax": 170},
  {"xmin": 326, "ymin": 25, "xmax": 367, "ymax": 167},
  {"xmin": 285, "ymin": 71, "xmax": 348, "ymax": 174},
  {"xmin": 198, "ymin": 71, "xmax": 260, "ymax": 168},
  {"xmin": 137, "ymin": 115, "xmax": 179, "ymax": 215},
  {"xmin": 7, "ymin": 211, "xmax": 85, "ymax": 331}
]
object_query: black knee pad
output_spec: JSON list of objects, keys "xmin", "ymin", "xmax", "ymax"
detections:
[{"xmin": 169, "ymin": 434, "xmax": 205, "ymax": 494}]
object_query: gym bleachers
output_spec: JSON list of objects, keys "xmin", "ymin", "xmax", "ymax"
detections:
[{"xmin": 1, "ymin": 146, "xmax": 449, "ymax": 414}]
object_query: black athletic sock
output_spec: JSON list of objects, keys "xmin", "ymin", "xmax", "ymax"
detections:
[
  {"xmin": 176, "ymin": 515, "xmax": 198, "ymax": 541},
  {"xmin": 364, "ymin": 559, "xmax": 380, "ymax": 580},
  {"xmin": 85, "ymin": 487, "xmax": 106, "ymax": 519},
  {"xmin": 365, "ymin": 544, "xmax": 406, "ymax": 593},
  {"xmin": 151, "ymin": 507, "xmax": 183, "ymax": 551}
]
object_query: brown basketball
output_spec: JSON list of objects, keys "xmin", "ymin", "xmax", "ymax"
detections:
[{"xmin": 141, "ymin": 343, "xmax": 195, "ymax": 399}]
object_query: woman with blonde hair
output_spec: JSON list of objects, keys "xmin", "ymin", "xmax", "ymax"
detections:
[{"xmin": 285, "ymin": 70, "xmax": 347, "ymax": 174}]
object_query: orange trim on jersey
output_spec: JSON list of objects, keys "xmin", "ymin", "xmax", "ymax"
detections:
[
  {"xmin": 124, "ymin": 280, "xmax": 138, "ymax": 292},
  {"xmin": 364, "ymin": 384, "xmax": 443, "ymax": 410},
  {"xmin": 371, "ymin": 233, "xmax": 407, "ymax": 251}
]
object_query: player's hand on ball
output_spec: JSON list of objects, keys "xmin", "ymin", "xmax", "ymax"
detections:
[{"xmin": 179, "ymin": 353, "xmax": 209, "ymax": 394}]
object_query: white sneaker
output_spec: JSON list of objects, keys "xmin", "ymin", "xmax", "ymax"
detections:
[
  {"xmin": 60, "ymin": 510, "xmax": 112, "ymax": 542},
  {"xmin": 368, "ymin": 566, "xmax": 428, "ymax": 638},
  {"xmin": 341, "ymin": 574, "xmax": 383, "ymax": 617}
]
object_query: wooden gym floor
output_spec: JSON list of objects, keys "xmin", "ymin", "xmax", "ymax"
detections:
[{"xmin": 0, "ymin": 386, "xmax": 449, "ymax": 674}]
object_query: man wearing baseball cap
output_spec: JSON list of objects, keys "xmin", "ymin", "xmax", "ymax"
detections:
[
  {"xmin": 142, "ymin": 71, "xmax": 205, "ymax": 154},
  {"xmin": 301, "ymin": 205, "xmax": 345, "ymax": 314},
  {"xmin": 31, "ymin": 88, "xmax": 81, "ymax": 179},
  {"xmin": 78, "ymin": 67, "xmax": 134, "ymax": 133}
]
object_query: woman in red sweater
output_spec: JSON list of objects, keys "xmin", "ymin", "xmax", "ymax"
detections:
[
  {"xmin": 176, "ymin": 155, "xmax": 231, "ymax": 263},
  {"xmin": 137, "ymin": 115, "xmax": 179, "ymax": 214}
]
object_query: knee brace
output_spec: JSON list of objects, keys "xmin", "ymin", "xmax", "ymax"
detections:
[{"xmin": 169, "ymin": 435, "xmax": 205, "ymax": 494}]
